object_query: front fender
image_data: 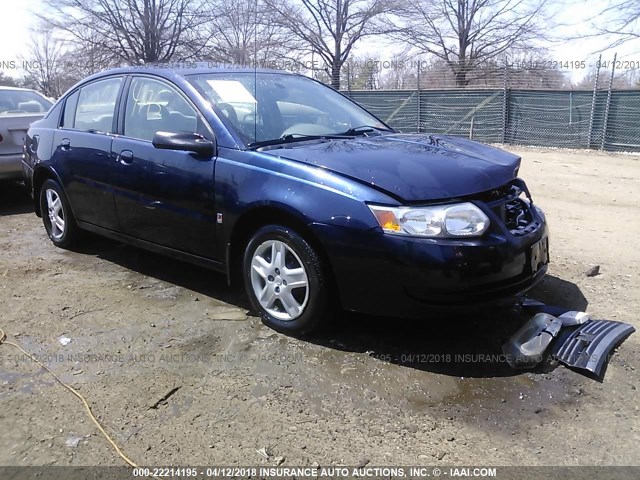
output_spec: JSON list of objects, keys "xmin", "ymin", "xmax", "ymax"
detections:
[{"xmin": 215, "ymin": 148, "xmax": 393, "ymax": 245}]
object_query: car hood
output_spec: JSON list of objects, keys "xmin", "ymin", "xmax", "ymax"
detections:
[{"xmin": 264, "ymin": 134, "xmax": 521, "ymax": 202}]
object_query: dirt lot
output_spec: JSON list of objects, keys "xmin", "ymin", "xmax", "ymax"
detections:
[{"xmin": 0, "ymin": 146, "xmax": 639, "ymax": 470}]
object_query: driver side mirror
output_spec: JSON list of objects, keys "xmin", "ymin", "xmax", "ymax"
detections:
[{"xmin": 152, "ymin": 131, "xmax": 215, "ymax": 158}]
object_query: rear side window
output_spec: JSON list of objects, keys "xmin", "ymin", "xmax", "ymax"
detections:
[
  {"xmin": 73, "ymin": 77, "xmax": 123, "ymax": 133},
  {"xmin": 61, "ymin": 90, "xmax": 79, "ymax": 128}
]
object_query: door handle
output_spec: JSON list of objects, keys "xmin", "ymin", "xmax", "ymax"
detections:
[
  {"xmin": 60, "ymin": 138, "xmax": 70, "ymax": 150},
  {"xmin": 118, "ymin": 150, "xmax": 134, "ymax": 165}
]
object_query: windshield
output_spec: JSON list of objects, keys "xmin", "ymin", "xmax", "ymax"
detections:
[
  {"xmin": 188, "ymin": 72, "xmax": 389, "ymax": 147},
  {"xmin": 0, "ymin": 90, "xmax": 52, "ymax": 115}
]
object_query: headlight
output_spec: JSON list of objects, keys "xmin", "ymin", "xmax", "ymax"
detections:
[{"xmin": 368, "ymin": 202, "xmax": 490, "ymax": 237}]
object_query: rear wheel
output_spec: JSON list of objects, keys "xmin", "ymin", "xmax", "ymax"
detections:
[
  {"xmin": 243, "ymin": 225, "xmax": 331, "ymax": 335},
  {"xmin": 40, "ymin": 179, "xmax": 79, "ymax": 248}
]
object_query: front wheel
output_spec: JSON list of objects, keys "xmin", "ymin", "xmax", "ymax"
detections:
[
  {"xmin": 39, "ymin": 179, "xmax": 79, "ymax": 248},
  {"xmin": 243, "ymin": 225, "xmax": 331, "ymax": 335}
]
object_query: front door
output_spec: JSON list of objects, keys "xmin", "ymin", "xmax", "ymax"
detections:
[{"xmin": 111, "ymin": 76, "xmax": 218, "ymax": 259}]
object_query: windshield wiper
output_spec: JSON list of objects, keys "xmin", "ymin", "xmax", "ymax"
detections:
[
  {"xmin": 247, "ymin": 127, "xmax": 394, "ymax": 150},
  {"xmin": 336, "ymin": 125, "xmax": 394, "ymax": 136},
  {"xmin": 248, "ymin": 133, "xmax": 345, "ymax": 150}
]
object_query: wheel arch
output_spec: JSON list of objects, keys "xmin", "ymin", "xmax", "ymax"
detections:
[
  {"xmin": 227, "ymin": 205, "xmax": 338, "ymax": 302},
  {"xmin": 32, "ymin": 166, "xmax": 64, "ymax": 217}
]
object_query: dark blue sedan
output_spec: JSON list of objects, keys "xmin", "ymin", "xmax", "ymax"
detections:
[{"xmin": 22, "ymin": 65, "xmax": 549, "ymax": 334}]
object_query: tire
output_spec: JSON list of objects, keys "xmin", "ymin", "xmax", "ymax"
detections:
[
  {"xmin": 39, "ymin": 179, "xmax": 79, "ymax": 249},
  {"xmin": 243, "ymin": 225, "xmax": 331, "ymax": 335}
]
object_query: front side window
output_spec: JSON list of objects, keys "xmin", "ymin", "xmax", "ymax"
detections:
[
  {"xmin": 74, "ymin": 77, "xmax": 123, "ymax": 133},
  {"xmin": 188, "ymin": 72, "xmax": 387, "ymax": 146},
  {"xmin": 124, "ymin": 77, "xmax": 198, "ymax": 142}
]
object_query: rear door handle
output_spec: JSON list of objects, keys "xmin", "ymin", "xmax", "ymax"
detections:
[
  {"xmin": 118, "ymin": 150, "xmax": 133, "ymax": 165},
  {"xmin": 60, "ymin": 138, "xmax": 70, "ymax": 150}
]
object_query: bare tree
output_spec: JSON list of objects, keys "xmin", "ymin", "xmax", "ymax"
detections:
[
  {"xmin": 21, "ymin": 25, "xmax": 125, "ymax": 98},
  {"xmin": 0, "ymin": 73, "xmax": 20, "ymax": 88},
  {"xmin": 63, "ymin": 28, "xmax": 123, "ymax": 76},
  {"xmin": 40, "ymin": 0, "xmax": 208, "ymax": 65},
  {"xmin": 585, "ymin": 0, "xmax": 640, "ymax": 49},
  {"xmin": 20, "ymin": 28, "xmax": 70, "ymax": 98},
  {"xmin": 202, "ymin": 0, "xmax": 301, "ymax": 67},
  {"xmin": 266, "ymin": 0, "xmax": 395, "ymax": 89},
  {"xmin": 389, "ymin": 0, "xmax": 550, "ymax": 87},
  {"xmin": 500, "ymin": 53, "xmax": 570, "ymax": 89},
  {"xmin": 343, "ymin": 55, "xmax": 382, "ymax": 90},
  {"xmin": 576, "ymin": 68, "xmax": 640, "ymax": 90}
]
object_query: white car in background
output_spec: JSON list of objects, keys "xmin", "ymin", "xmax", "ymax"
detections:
[{"xmin": 0, "ymin": 86, "xmax": 52, "ymax": 180}]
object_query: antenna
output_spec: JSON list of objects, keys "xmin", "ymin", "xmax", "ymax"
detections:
[{"xmin": 253, "ymin": 0, "xmax": 258, "ymax": 144}]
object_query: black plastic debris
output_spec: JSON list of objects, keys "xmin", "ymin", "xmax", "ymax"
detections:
[
  {"xmin": 519, "ymin": 298, "xmax": 590, "ymax": 326},
  {"xmin": 552, "ymin": 320, "xmax": 636, "ymax": 377},
  {"xmin": 557, "ymin": 310, "xmax": 590, "ymax": 327},
  {"xmin": 506, "ymin": 298, "xmax": 635, "ymax": 378},
  {"xmin": 519, "ymin": 297, "xmax": 571, "ymax": 317}
]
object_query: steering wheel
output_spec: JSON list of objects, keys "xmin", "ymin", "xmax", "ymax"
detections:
[{"xmin": 215, "ymin": 102, "xmax": 238, "ymax": 124}]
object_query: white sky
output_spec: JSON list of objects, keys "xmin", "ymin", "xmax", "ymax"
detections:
[
  {"xmin": 1, "ymin": 0, "xmax": 638, "ymax": 82},
  {"xmin": 0, "ymin": 0, "xmax": 40, "ymax": 69}
]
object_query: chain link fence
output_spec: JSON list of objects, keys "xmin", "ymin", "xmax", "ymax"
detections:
[{"xmin": 340, "ymin": 62, "xmax": 640, "ymax": 152}]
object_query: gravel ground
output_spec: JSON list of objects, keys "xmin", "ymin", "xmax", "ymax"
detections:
[{"xmin": 0, "ymin": 146, "xmax": 639, "ymax": 470}]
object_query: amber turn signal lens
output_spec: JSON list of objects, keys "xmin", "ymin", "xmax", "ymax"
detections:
[{"xmin": 372, "ymin": 209, "xmax": 401, "ymax": 232}]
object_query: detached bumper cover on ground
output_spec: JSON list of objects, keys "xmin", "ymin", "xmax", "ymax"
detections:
[
  {"xmin": 552, "ymin": 320, "xmax": 636, "ymax": 376},
  {"xmin": 504, "ymin": 301, "xmax": 635, "ymax": 378}
]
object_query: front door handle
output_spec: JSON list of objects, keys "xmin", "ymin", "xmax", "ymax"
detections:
[
  {"xmin": 60, "ymin": 138, "xmax": 70, "ymax": 150},
  {"xmin": 118, "ymin": 150, "xmax": 134, "ymax": 165}
]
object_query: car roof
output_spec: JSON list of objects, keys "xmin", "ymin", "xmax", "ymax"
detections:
[
  {"xmin": 85, "ymin": 63, "xmax": 295, "ymax": 82},
  {"xmin": 0, "ymin": 85, "xmax": 41, "ymax": 92},
  {"xmin": 73, "ymin": 62, "xmax": 298, "ymax": 88}
]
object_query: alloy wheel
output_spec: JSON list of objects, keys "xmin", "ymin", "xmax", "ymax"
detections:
[
  {"xmin": 45, "ymin": 188, "xmax": 65, "ymax": 240},
  {"xmin": 250, "ymin": 240, "xmax": 309, "ymax": 321}
]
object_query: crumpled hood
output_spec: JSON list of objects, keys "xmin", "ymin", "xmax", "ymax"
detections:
[{"xmin": 265, "ymin": 134, "xmax": 521, "ymax": 202}]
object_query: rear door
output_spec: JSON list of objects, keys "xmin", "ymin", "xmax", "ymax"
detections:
[
  {"xmin": 110, "ymin": 76, "xmax": 218, "ymax": 259},
  {"xmin": 52, "ymin": 76, "xmax": 124, "ymax": 230}
]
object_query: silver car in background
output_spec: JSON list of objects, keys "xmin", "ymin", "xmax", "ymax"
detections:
[{"xmin": 0, "ymin": 86, "xmax": 52, "ymax": 180}]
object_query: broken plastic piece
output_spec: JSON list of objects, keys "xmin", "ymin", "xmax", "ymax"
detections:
[
  {"xmin": 557, "ymin": 311, "xmax": 590, "ymax": 326},
  {"xmin": 502, "ymin": 313, "xmax": 563, "ymax": 369},
  {"xmin": 519, "ymin": 297, "xmax": 571, "ymax": 317},
  {"xmin": 65, "ymin": 435, "xmax": 83, "ymax": 447},
  {"xmin": 256, "ymin": 447, "xmax": 270, "ymax": 460},
  {"xmin": 552, "ymin": 320, "xmax": 635, "ymax": 377},
  {"xmin": 519, "ymin": 298, "xmax": 590, "ymax": 326}
]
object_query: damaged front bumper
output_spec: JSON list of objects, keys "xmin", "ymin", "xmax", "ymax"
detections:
[
  {"xmin": 503, "ymin": 313, "xmax": 563, "ymax": 369},
  {"xmin": 552, "ymin": 320, "xmax": 636, "ymax": 376},
  {"xmin": 504, "ymin": 301, "xmax": 636, "ymax": 378}
]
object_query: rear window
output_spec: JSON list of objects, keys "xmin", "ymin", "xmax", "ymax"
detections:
[{"xmin": 0, "ymin": 90, "xmax": 52, "ymax": 115}]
